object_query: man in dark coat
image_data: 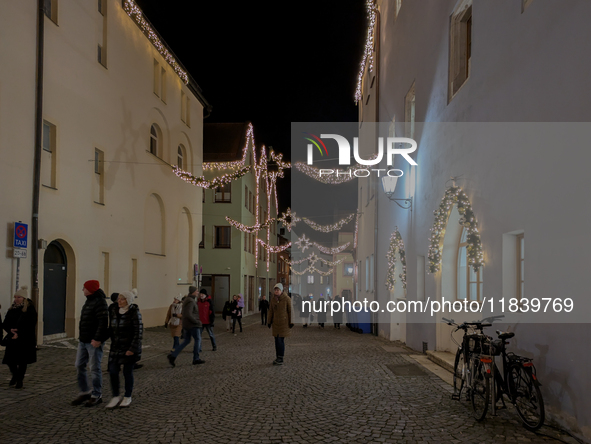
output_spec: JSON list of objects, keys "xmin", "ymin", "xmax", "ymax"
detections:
[
  {"xmin": 168, "ymin": 286, "xmax": 204, "ymax": 366},
  {"xmin": 259, "ymin": 295, "xmax": 270, "ymax": 325},
  {"xmin": 71, "ymin": 280, "xmax": 109, "ymax": 407}
]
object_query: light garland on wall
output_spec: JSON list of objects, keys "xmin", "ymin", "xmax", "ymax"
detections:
[
  {"xmin": 302, "ymin": 213, "xmax": 355, "ymax": 233},
  {"xmin": 354, "ymin": 0, "xmax": 377, "ymax": 103},
  {"xmin": 385, "ymin": 227, "xmax": 407, "ymax": 292},
  {"xmin": 203, "ymin": 123, "xmax": 254, "ymax": 170},
  {"xmin": 123, "ymin": 0, "xmax": 188, "ymax": 84},
  {"xmin": 172, "ymin": 165, "xmax": 250, "ymax": 188},
  {"xmin": 428, "ymin": 186, "xmax": 485, "ymax": 273}
]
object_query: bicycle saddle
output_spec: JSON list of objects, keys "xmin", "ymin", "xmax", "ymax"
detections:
[{"xmin": 497, "ymin": 331, "xmax": 515, "ymax": 340}]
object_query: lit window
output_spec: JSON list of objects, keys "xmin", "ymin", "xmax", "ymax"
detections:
[
  {"xmin": 150, "ymin": 125, "xmax": 159, "ymax": 156},
  {"xmin": 177, "ymin": 145, "xmax": 185, "ymax": 170},
  {"xmin": 214, "ymin": 226, "xmax": 231, "ymax": 248},
  {"xmin": 449, "ymin": 0, "xmax": 472, "ymax": 100},
  {"xmin": 214, "ymin": 183, "xmax": 231, "ymax": 202},
  {"xmin": 307, "ymin": 275, "xmax": 314, "ymax": 284},
  {"xmin": 457, "ymin": 227, "xmax": 483, "ymax": 301}
]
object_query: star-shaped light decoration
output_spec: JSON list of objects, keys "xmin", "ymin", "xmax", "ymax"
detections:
[
  {"xmin": 278, "ymin": 208, "xmax": 300, "ymax": 232},
  {"xmin": 294, "ymin": 233, "xmax": 312, "ymax": 252}
]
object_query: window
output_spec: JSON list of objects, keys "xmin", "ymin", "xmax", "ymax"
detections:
[
  {"xmin": 202, "ymin": 189, "xmax": 205, "ymax": 203},
  {"xmin": 251, "ymin": 233, "xmax": 255, "ymax": 254},
  {"xmin": 44, "ymin": 0, "xmax": 58, "ymax": 24},
  {"xmin": 97, "ymin": 0, "xmax": 107, "ymax": 68},
  {"xmin": 98, "ymin": 0, "xmax": 103, "ymax": 14},
  {"xmin": 307, "ymin": 275, "xmax": 314, "ymax": 284},
  {"xmin": 199, "ymin": 226, "xmax": 205, "ymax": 249},
  {"xmin": 244, "ymin": 232, "xmax": 248, "ymax": 252},
  {"xmin": 42, "ymin": 120, "xmax": 57, "ymax": 188},
  {"xmin": 160, "ymin": 67, "xmax": 167, "ymax": 103},
  {"xmin": 177, "ymin": 145, "xmax": 185, "ymax": 170},
  {"xmin": 249, "ymin": 191, "xmax": 253, "ymax": 213},
  {"xmin": 94, "ymin": 148, "xmax": 105, "ymax": 204},
  {"xmin": 181, "ymin": 91, "xmax": 191, "ymax": 126},
  {"xmin": 405, "ymin": 82, "xmax": 416, "ymax": 139},
  {"xmin": 457, "ymin": 227, "xmax": 483, "ymax": 301},
  {"xmin": 150, "ymin": 124, "xmax": 160, "ymax": 156},
  {"xmin": 517, "ymin": 234, "xmax": 524, "ymax": 300},
  {"xmin": 245, "ymin": 186, "xmax": 249, "ymax": 209},
  {"xmin": 370, "ymin": 254, "xmax": 374, "ymax": 292},
  {"xmin": 214, "ymin": 183, "xmax": 231, "ymax": 202},
  {"xmin": 344, "ymin": 262, "xmax": 354, "ymax": 277},
  {"xmin": 153, "ymin": 60, "xmax": 160, "ymax": 97},
  {"xmin": 320, "ymin": 276, "xmax": 324, "ymax": 284},
  {"xmin": 365, "ymin": 257, "xmax": 369, "ymax": 291},
  {"xmin": 214, "ymin": 226, "xmax": 231, "ymax": 248},
  {"xmin": 449, "ymin": 0, "xmax": 472, "ymax": 100}
]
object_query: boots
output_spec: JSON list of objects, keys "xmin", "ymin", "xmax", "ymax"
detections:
[{"xmin": 273, "ymin": 356, "xmax": 284, "ymax": 366}]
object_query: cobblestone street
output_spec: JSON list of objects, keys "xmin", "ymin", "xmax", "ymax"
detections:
[{"xmin": 0, "ymin": 315, "xmax": 575, "ymax": 444}]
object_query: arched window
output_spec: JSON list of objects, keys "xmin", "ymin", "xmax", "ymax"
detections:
[
  {"xmin": 457, "ymin": 227, "xmax": 482, "ymax": 301},
  {"xmin": 150, "ymin": 124, "xmax": 159, "ymax": 156},
  {"xmin": 177, "ymin": 144, "xmax": 185, "ymax": 169}
]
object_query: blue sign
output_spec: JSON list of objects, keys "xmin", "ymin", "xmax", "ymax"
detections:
[{"xmin": 14, "ymin": 222, "xmax": 28, "ymax": 249}]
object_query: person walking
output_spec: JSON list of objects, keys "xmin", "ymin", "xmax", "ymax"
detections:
[
  {"xmin": 167, "ymin": 286, "xmax": 204, "ymax": 367},
  {"xmin": 259, "ymin": 295, "xmax": 269, "ymax": 326},
  {"xmin": 317, "ymin": 295, "xmax": 326, "ymax": 328},
  {"xmin": 105, "ymin": 290, "xmax": 143, "ymax": 409},
  {"xmin": 333, "ymin": 293, "xmax": 343, "ymax": 329},
  {"xmin": 222, "ymin": 300, "xmax": 232, "ymax": 331},
  {"xmin": 71, "ymin": 280, "xmax": 109, "ymax": 407},
  {"xmin": 2, "ymin": 286, "xmax": 37, "ymax": 389},
  {"xmin": 267, "ymin": 283, "xmax": 293, "ymax": 366},
  {"xmin": 300, "ymin": 294, "xmax": 310, "ymax": 327},
  {"xmin": 231, "ymin": 294, "xmax": 243, "ymax": 334},
  {"xmin": 165, "ymin": 295, "xmax": 182, "ymax": 351},
  {"xmin": 197, "ymin": 289, "xmax": 217, "ymax": 352}
]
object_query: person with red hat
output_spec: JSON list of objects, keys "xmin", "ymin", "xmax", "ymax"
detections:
[{"xmin": 71, "ymin": 280, "xmax": 109, "ymax": 407}]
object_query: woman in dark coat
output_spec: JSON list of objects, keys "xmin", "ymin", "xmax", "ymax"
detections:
[
  {"xmin": 300, "ymin": 294, "xmax": 311, "ymax": 327},
  {"xmin": 106, "ymin": 289, "xmax": 142, "ymax": 409},
  {"xmin": 317, "ymin": 296, "xmax": 326, "ymax": 328},
  {"xmin": 231, "ymin": 294, "xmax": 243, "ymax": 334},
  {"xmin": 2, "ymin": 286, "xmax": 37, "ymax": 389}
]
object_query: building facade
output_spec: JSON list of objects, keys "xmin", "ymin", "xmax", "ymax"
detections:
[
  {"xmin": 356, "ymin": 0, "xmax": 591, "ymax": 439},
  {"xmin": 0, "ymin": 0, "xmax": 208, "ymax": 340}
]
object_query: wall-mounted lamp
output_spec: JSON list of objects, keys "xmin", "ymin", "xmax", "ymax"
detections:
[{"xmin": 381, "ymin": 176, "xmax": 412, "ymax": 210}]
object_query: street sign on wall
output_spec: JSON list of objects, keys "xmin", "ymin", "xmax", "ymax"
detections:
[
  {"xmin": 14, "ymin": 222, "xmax": 28, "ymax": 248},
  {"xmin": 13, "ymin": 249, "xmax": 27, "ymax": 258}
]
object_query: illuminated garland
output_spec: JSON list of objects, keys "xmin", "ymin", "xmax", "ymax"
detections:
[
  {"xmin": 124, "ymin": 0, "xmax": 188, "ymax": 84},
  {"xmin": 172, "ymin": 165, "xmax": 250, "ymax": 188},
  {"xmin": 291, "ymin": 266, "xmax": 334, "ymax": 277},
  {"xmin": 256, "ymin": 238, "xmax": 291, "ymax": 254},
  {"xmin": 283, "ymin": 253, "xmax": 344, "ymax": 267},
  {"xmin": 354, "ymin": 1, "xmax": 377, "ymax": 103},
  {"xmin": 428, "ymin": 186, "xmax": 485, "ymax": 273},
  {"xmin": 225, "ymin": 217, "xmax": 273, "ymax": 234},
  {"xmin": 353, "ymin": 212, "xmax": 361, "ymax": 248},
  {"xmin": 385, "ymin": 227, "xmax": 407, "ymax": 291},
  {"xmin": 294, "ymin": 234, "xmax": 351, "ymax": 254},
  {"xmin": 302, "ymin": 213, "xmax": 355, "ymax": 233},
  {"xmin": 203, "ymin": 123, "xmax": 253, "ymax": 170}
]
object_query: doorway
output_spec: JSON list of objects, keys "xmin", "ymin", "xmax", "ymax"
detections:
[{"xmin": 43, "ymin": 241, "xmax": 67, "ymax": 336}]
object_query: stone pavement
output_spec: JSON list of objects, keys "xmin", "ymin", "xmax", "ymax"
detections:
[{"xmin": 0, "ymin": 314, "xmax": 576, "ymax": 444}]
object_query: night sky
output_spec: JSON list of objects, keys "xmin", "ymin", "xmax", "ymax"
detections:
[{"xmin": 135, "ymin": 0, "xmax": 367, "ymax": 213}]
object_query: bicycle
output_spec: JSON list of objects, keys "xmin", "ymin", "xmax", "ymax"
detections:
[
  {"xmin": 442, "ymin": 316, "xmax": 500, "ymax": 420},
  {"xmin": 485, "ymin": 329, "xmax": 545, "ymax": 431}
]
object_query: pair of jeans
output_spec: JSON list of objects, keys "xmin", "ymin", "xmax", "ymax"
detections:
[
  {"xmin": 232, "ymin": 318, "xmax": 242, "ymax": 333},
  {"xmin": 75, "ymin": 341, "xmax": 104, "ymax": 398},
  {"xmin": 171, "ymin": 327, "xmax": 201, "ymax": 361},
  {"xmin": 274, "ymin": 336, "xmax": 285, "ymax": 358},
  {"xmin": 199, "ymin": 325, "xmax": 216, "ymax": 352},
  {"xmin": 261, "ymin": 311, "xmax": 267, "ymax": 325},
  {"xmin": 108, "ymin": 361, "xmax": 134, "ymax": 397}
]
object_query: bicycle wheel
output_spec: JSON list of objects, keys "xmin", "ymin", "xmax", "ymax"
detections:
[
  {"xmin": 453, "ymin": 348, "xmax": 466, "ymax": 400},
  {"xmin": 510, "ymin": 364, "xmax": 545, "ymax": 431},
  {"xmin": 470, "ymin": 359, "xmax": 490, "ymax": 421}
]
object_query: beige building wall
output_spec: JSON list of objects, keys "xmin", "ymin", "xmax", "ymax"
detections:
[{"xmin": 1, "ymin": 0, "xmax": 205, "ymax": 341}]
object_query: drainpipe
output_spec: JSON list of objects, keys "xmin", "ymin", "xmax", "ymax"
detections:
[{"xmin": 31, "ymin": 0, "xmax": 45, "ymax": 308}]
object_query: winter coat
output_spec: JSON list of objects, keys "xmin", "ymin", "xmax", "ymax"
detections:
[
  {"xmin": 197, "ymin": 296, "xmax": 215, "ymax": 326},
  {"xmin": 230, "ymin": 300, "xmax": 242, "ymax": 319},
  {"xmin": 259, "ymin": 299, "xmax": 269, "ymax": 313},
  {"xmin": 107, "ymin": 303, "xmax": 142, "ymax": 365},
  {"xmin": 332, "ymin": 296, "xmax": 343, "ymax": 323},
  {"xmin": 317, "ymin": 298, "xmax": 327, "ymax": 323},
  {"xmin": 222, "ymin": 301, "xmax": 232, "ymax": 320},
  {"xmin": 181, "ymin": 295, "xmax": 201, "ymax": 329},
  {"xmin": 268, "ymin": 292, "xmax": 292, "ymax": 338},
  {"xmin": 78, "ymin": 289, "xmax": 109, "ymax": 343},
  {"xmin": 2, "ymin": 300, "xmax": 37, "ymax": 366},
  {"xmin": 165, "ymin": 303, "xmax": 182, "ymax": 337}
]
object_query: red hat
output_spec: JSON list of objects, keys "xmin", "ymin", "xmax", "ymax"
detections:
[{"xmin": 84, "ymin": 280, "xmax": 100, "ymax": 294}]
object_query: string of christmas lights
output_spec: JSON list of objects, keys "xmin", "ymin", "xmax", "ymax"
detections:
[
  {"xmin": 290, "ymin": 266, "xmax": 335, "ymax": 277},
  {"xmin": 353, "ymin": 212, "xmax": 361, "ymax": 248},
  {"xmin": 354, "ymin": 1, "xmax": 377, "ymax": 103},
  {"xmin": 225, "ymin": 217, "xmax": 273, "ymax": 233},
  {"xmin": 277, "ymin": 208, "xmax": 300, "ymax": 232},
  {"xmin": 256, "ymin": 238, "xmax": 291, "ymax": 254},
  {"xmin": 172, "ymin": 165, "xmax": 250, "ymax": 188},
  {"xmin": 203, "ymin": 123, "xmax": 253, "ymax": 170},
  {"xmin": 385, "ymin": 227, "xmax": 407, "ymax": 292},
  {"xmin": 302, "ymin": 213, "xmax": 355, "ymax": 233},
  {"xmin": 294, "ymin": 234, "xmax": 351, "ymax": 254},
  {"xmin": 428, "ymin": 186, "xmax": 485, "ymax": 273},
  {"xmin": 124, "ymin": 0, "xmax": 188, "ymax": 84},
  {"xmin": 283, "ymin": 253, "xmax": 344, "ymax": 267}
]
